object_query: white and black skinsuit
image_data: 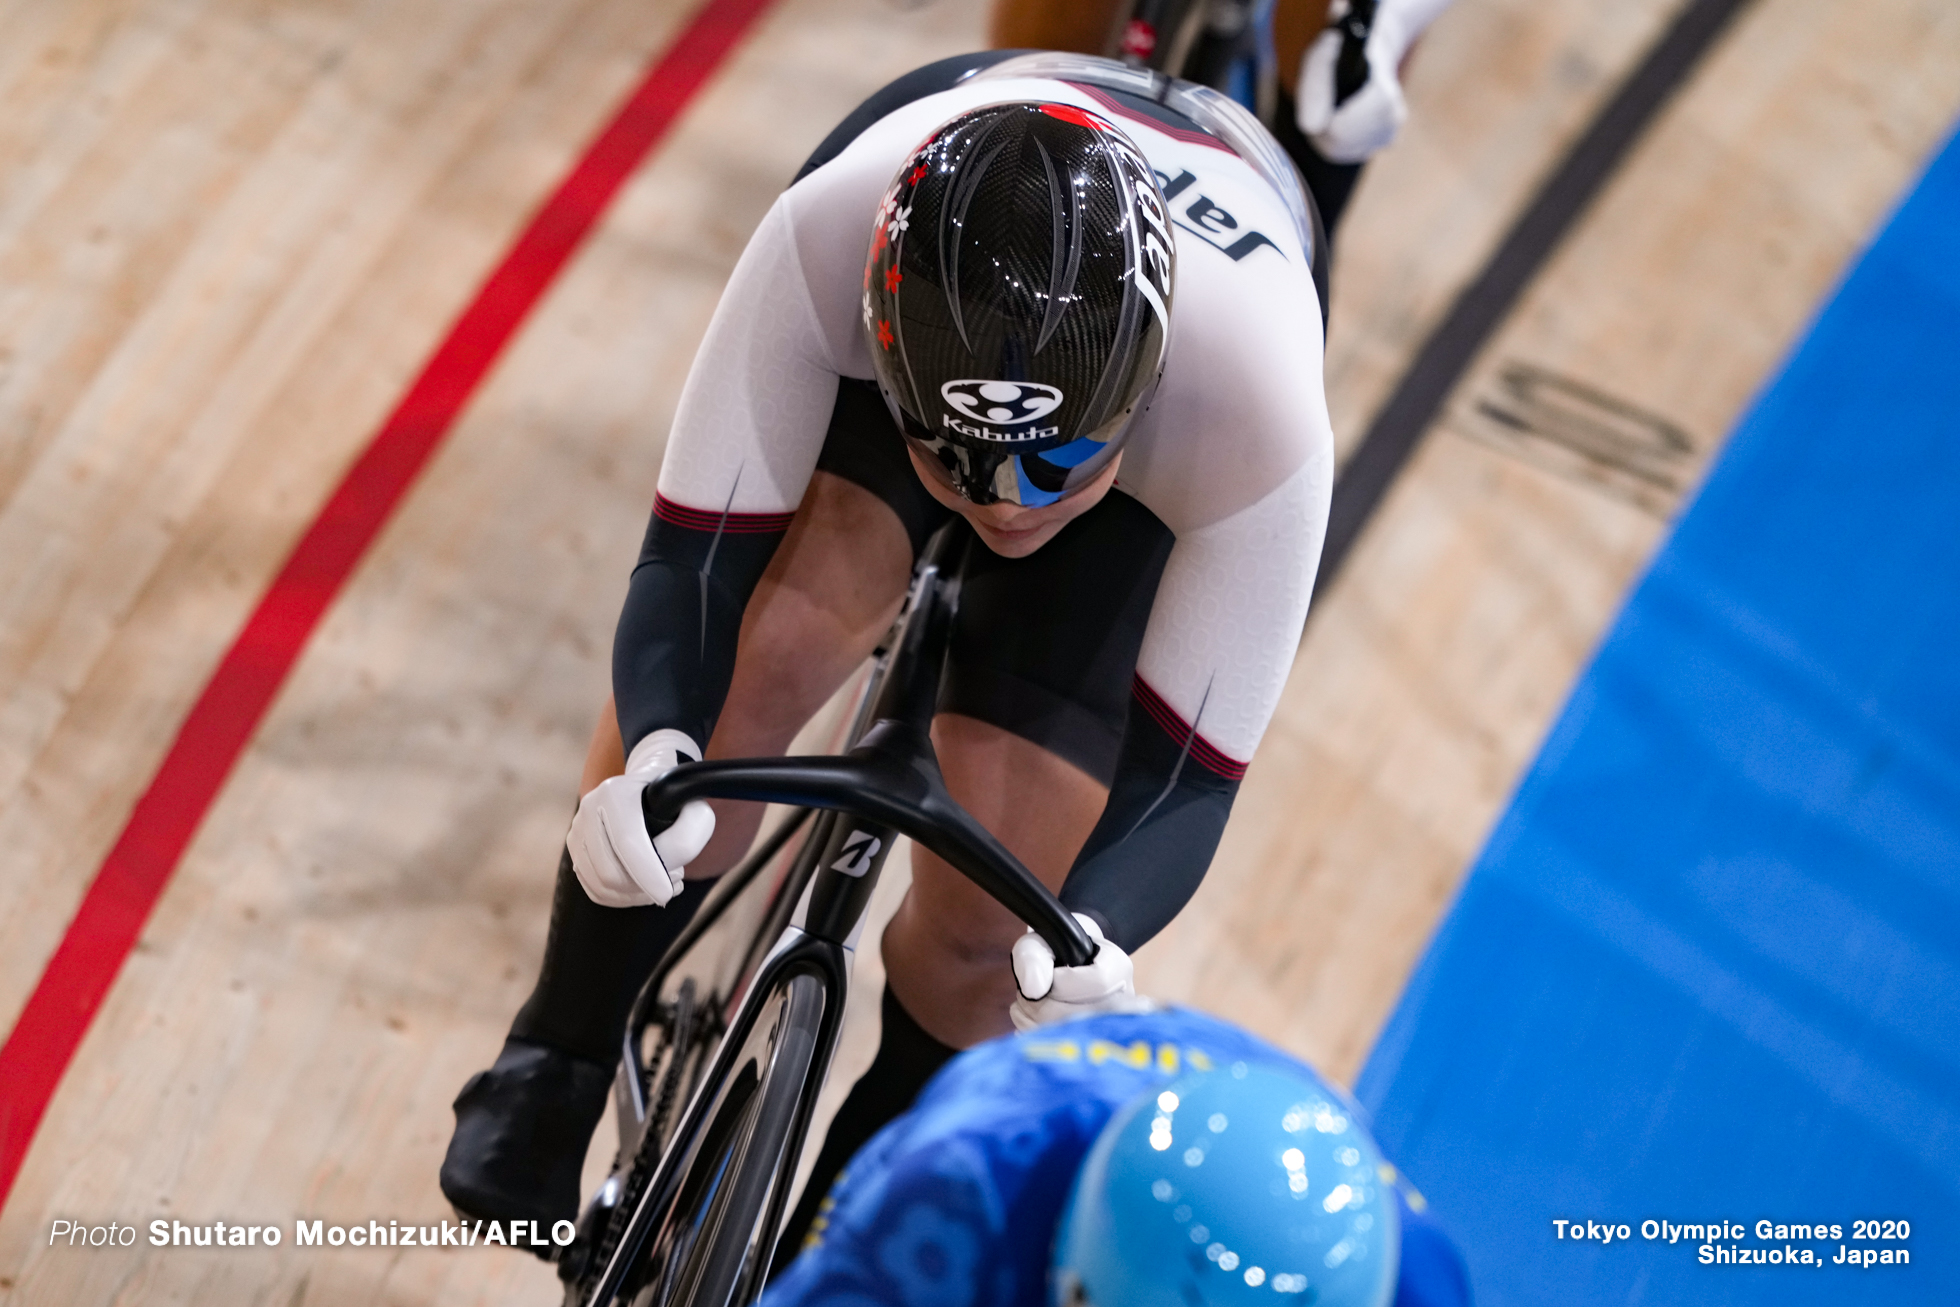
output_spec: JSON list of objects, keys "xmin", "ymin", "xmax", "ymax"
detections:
[{"xmin": 615, "ymin": 53, "xmax": 1333, "ymax": 950}]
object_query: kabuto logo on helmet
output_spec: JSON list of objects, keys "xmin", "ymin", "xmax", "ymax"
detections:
[{"xmin": 941, "ymin": 379, "xmax": 1066, "ymax": 428}]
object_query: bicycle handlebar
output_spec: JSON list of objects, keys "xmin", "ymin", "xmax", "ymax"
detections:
[{"xmin": 641, "ymin": 728, "xmax": 1097, "ymax": 969}]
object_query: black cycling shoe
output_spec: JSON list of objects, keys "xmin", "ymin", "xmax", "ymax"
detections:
[{"xmin": 439, "ymin": 1037, "xmax": 613, "ymax": 1247}]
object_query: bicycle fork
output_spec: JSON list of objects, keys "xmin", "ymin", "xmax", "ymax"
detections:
[{"xmin": 583, "ymin": 810, "xmax": 901, "ymax": 1307}]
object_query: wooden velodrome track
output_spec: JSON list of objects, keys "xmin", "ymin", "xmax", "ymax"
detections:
[{"xmin": 2, "ymin": 0, "xmax": 1956, "ymax": 1300}]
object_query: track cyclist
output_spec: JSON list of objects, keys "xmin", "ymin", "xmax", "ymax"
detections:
[
  {"xmin": 443, "ymin": 48, "xmax": 1345, "ymax": 1244},
  {"xmin": 990, "ymin": 0, "xmax": 1458, "ymax": 242},
  {"xmin": 767, "ymin": 1006, "xmax": 1472, "ymax": 1307}
]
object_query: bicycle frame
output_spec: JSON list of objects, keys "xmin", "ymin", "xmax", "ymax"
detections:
[
  {"xmin": 1113, "ymin": 0, "xmax": 1282, "ymax": 124},
  {"xmin": 574, "ymin": 524, "xmax": 1095, "ymax": 1307}
]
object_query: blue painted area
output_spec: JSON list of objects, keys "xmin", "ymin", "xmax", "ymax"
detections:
[{"xmin": 1355, "ymin": 123, "xmax": 1960, "ymax": 1307}]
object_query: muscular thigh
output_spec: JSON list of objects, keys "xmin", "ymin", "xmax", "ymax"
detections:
[
  {"xmin": 928, "ymin": 485, "xmax": 1174, "ymax": 881},
  {"xmin": 900, "ymin": 713, "xmax": 1108, "ymax": 958},
  {"xmin": 884, "ymin": 488, "xmax": 1176, "ymax": 1041},
  {"xmin": 940, "ymin": 484, "xmax": 1175, "ymax": 788}
]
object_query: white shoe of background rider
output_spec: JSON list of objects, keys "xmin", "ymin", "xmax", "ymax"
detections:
[
  {"xmin": 1296, "ymin": 0, "xmax": 1454, "ymax": 163},
  {"xmin": 1009, "ymin": 913, "xmax": 1155, "ymax": 1031},
  {"xmin": 567, "ymin": 728, "xmax": 716, "ymax": 908}
]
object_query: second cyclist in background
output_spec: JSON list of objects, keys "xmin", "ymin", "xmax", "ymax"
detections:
[{"xmin": 990, "ymin": 0, "xmax": 1457, "ymax": 241}]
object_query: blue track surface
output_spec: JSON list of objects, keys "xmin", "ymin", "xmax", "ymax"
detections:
[{"xmin": 1355, "ymin": 124, "xmax": 1960, "ymax": 1306}]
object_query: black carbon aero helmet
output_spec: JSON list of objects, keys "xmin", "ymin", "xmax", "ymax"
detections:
[{"xmin": 863, "ymin": 101, "xmax": 1175, "ymax": 507}]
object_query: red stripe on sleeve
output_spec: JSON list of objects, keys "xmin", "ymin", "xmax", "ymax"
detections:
[
  {"xmin": 1131, "ymin": 676, "xmax": 1249, "ymax": 781},
  {"xmin": 653, "ymin": 493, "xmax": 798, "ymax": 535}
]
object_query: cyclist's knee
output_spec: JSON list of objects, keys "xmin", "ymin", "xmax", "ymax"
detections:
[{"xmin": 894, "ymin": 865, "xmax": 1027, "ymax": 963}]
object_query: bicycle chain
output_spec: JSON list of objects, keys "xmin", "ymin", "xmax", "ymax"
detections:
[{"xmin": 576, "ymin": 979, "xmax": 703, "ymax": 1305}]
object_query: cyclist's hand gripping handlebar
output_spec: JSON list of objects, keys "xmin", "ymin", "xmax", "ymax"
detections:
[{"xmin": 570, "ymin": 729, "xmax": 715, "ymax": 907}]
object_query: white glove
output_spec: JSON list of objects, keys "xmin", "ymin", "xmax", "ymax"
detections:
[
  {"xmin": 568, "ymin": 728, "xmax": 716, "ymax": 908},
  {"xmin": 1296, "ymin": 0, "xmax": 1452, "ymax": 163},
  {"xmin": 1009, "ymin": 913, "xmax": 1152, "ymax": 1031}
]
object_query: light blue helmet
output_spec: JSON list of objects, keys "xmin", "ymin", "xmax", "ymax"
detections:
[{"xmin": 1052, "ymin": 1063, "xmax": 1399, "ymax": 1307}]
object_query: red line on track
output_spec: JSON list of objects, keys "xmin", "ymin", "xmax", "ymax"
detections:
[{"xmin": 0, "ymin": 0, "xmax": 780, "ymax": 1212}]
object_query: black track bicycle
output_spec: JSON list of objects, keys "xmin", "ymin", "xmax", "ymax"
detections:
[
  {"xmin": 1110, "ymin": 0, "xmax": 1377, "ymax": 125},
  {"xmin": 554, "ymin": 523, "xmax": 1096, "ymax": 1307}
]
